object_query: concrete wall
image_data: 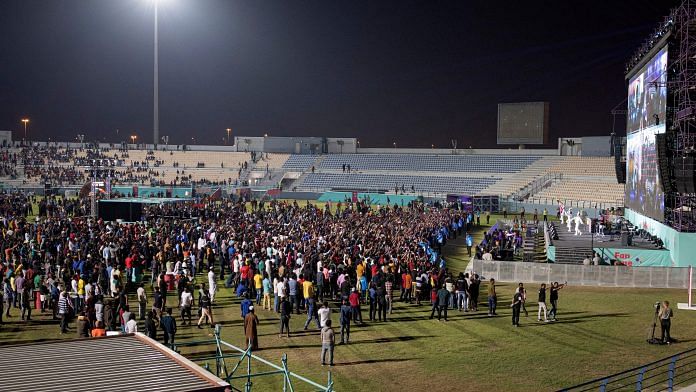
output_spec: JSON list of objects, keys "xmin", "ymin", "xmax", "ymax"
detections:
[
  {"xmin": 326, "ymin": 138, "xmax": 357, "ymax": 154},
  {"xmin": 355, "ymin": 147, "xmax": 559, "ymax": 155},
  {"xmin": 581, "ymin": 136, "xmax": 612, "ymax": 157},
  {"xmin": 0, "ymin": 131, "xmax": 12, "ymax": 146},
  {"xmin": 234, "ymin": 137, "xmax": 265, "ymax": 152}
]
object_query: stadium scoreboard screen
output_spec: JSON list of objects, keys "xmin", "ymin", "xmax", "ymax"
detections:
[
  {"xmin": 625, "ymin": 46, "xmax": 668, "ymax": 221},
  {"xmin": 497, "ymin": 102, "xmax": 549, "ymax": 145}
]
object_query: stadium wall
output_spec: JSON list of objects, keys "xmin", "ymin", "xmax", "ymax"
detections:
[
  {"xmin": 625, "ymin": 208, "xmax": 696, "ymax": 267},
  {"xmin": 355, "ymin": 148, "xmax": 559, "ymax": 155},
  {"xmin": 318, "ymin": 191, "xmax": 417, "ymax": 206},
  {"xmin": 0, "ymin": 130, "xmax": 12, "ymax": 146},
  {"xmin": 580, "ymin": 136, "xmax": 612, "ymax": 156}
]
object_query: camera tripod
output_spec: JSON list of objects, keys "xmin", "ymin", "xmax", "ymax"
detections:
[{"xmin": 647, "ymin": 302, "xmax": 663, "ymax": 345}]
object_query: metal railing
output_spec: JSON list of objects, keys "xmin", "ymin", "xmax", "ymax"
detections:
[
  {"xmin": 559, "ymin": 347, "xmax": 696, "ymax": 391},
  {"xmin": 173, "ymin": 325, "xmax": 333, "ymax": 392},
  {"xmin": 469, "ymin": 259, "xmax": 695, "ymax": 289}
]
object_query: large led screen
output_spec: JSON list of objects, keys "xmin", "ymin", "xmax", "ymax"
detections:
[{"xmin": 625, "ymin": 46, "xmax": 667, "ymax": 221}]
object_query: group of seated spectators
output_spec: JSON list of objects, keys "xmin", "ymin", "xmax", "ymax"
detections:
[{"xmin": 476, "ymin": 222, "xmax": 525, "ymax": 261}]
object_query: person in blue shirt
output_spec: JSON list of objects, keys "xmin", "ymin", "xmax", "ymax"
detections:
[
  {"xmin": 236, "ymin": 280, "xmax": 248, "ymax": 298},
  {"xmin": 466, "ymin": 233, "xmax": 473, "ymax": 257},
  {"xmin": 241, "ymin": 293, "xmax": 253, "ymax": 319},
  {"xmin": 339, "ymin": 299, "xmax": 352, "ymax": 344}
]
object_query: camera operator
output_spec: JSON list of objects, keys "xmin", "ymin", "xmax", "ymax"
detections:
[{"xmin": 658, "ymin": 301, "xmax": 673, "ymax": 344}]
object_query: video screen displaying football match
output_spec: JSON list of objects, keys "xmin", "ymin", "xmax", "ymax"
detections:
[{"xmin": 625, "ymin": 46, "xmax": 668, "ymax": 221}]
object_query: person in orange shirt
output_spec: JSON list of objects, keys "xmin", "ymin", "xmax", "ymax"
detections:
[
  {"xmin": 91, "ymin": 320, "xmax": 107, "ymax": 337},
  {"xmin": 401, "ymin": 271, "xmax": 413, "ymax": 303}
]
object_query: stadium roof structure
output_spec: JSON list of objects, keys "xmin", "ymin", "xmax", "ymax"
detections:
[{"xmin": 0, "ymin": 334, "xmax": 230, "ymax": 392}]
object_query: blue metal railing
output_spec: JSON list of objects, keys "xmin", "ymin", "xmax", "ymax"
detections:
[{"xmin": 559, "ymin": 347, "xmax": 696, "ymax": 391}]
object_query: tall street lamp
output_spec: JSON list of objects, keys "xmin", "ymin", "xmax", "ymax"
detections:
[
  {"xmin": 153, "ymin": 0, "xmax": 160, "ymax": 146},
  {"xmin": 226, "ymin": 128, "xmax": 231, "ymax": 145},
  {"xmin": 21, "ymin": 118, "xmax": 29, "ymax": 140}
]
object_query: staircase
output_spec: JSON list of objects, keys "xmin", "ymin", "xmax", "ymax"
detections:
[
  {"xmin": 522, "ymin": 223, "xmax": 548, "ymax": 262},
  {"xmin": 553, "ymin": 246, "xmax": 593, "ymax": 264}
]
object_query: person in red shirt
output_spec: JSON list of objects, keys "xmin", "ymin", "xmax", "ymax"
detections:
[{"xmin": 348, "ymin": 289, "xmax": 363, "ymax": 324}]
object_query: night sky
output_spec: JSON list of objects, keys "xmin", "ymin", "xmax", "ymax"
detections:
[{"xmin": 0, "ymin": 0, "xmax": 681, "ymax": 148}]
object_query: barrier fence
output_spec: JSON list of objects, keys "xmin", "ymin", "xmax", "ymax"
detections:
[
  {"xmin": 559, "ymin": 347, "xmax": 696, "ymax": 391},
  {"xmin": 469, "ymin": 259, "xmax": 695, "ymax": 289}
]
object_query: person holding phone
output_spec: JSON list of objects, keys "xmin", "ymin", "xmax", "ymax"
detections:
[{"xmin": 548, "ymin": 281, "xmax": 566, "ymax": 321}]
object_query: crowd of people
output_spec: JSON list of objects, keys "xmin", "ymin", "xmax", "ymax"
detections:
[
  {"xmin": 0, "ymin": 144, "xmax": 251, "ymax": 187},
  {"xmin": 0, "ymin": 190, "xmax": 578, "ymax": 367}
]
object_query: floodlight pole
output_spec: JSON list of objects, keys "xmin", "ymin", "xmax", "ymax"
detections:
[{"xmin": 153, "ymin": 0, "xmax": 159, "ymax": 147}]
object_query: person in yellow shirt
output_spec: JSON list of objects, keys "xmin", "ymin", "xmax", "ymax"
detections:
[
  {"xmin": 302, "ymin": 277, "xmax": 314, "ymax": 302},
  {"xmin": 77, "ymin": 276, "xmax": 86, "ymax": 311},
  {"xmin": 355, "ymin": 262, "xmax": 365, "ymax": 291},
  {"xmin": 253, "ymin": 271, "xmax": 263, "ymax": 305}
]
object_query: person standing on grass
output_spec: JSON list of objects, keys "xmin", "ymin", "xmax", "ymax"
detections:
[
  {"xmin": 339, "ymin": 299, "xmax": 351, "ymax": 344},
  {"xmin": 208, "ymin": 267, "xmax": 217, "ymax": 304},
  {"xmin": 437, "ymin": 284, "xmax": 450, "ymax": 321},
  {"xmin": 58, "ymin": 290, "xmax": 72, "ymax": 334},
  {"xmin": 180, "ymin": 286, "xmax": 193, "ymax": 326},
  {"xmin": 659, "ymin": 301, "xmax": 673, "ymax": 344},
  {"xmin": 547, "ymin": 281, "xmax": 566, "ymax": 321},
  {"xmin": 244, "ymin": 306, "xmax": 260, "ymax": 350},
  {"xmin": 318, "ymin": 301, "xmax": 331, "ymax": 328},
  {"xmin": 428, "ymin": 284, "xmax": 439, "ymax": 320},
  {"xmin": 304, "ymin": 296, "xmax": 321, "ymax": 330},
  {"xmin": 161, "ymin": 307, "xmax": 177, "ymax": 346},
  {"xmin": 253, "ymin": 265, "xmax": 265, "ymax": 304},
  {"xmin": 152, "ymin": 286, "xmax": 163, "ymax": 320},
  {"xmin": 487, "ymin": 278, "xmax": 497, "ymax": 316},
  {"xmin": 376, "ymin": 283, "xmax": 387, "ymax": 322},
  {"xmin": 516, "ymin": 283, "xmax": 528, "ymax": 317},
  {"xmin": 3, "ymin": 278, "xmax": 12, "ymax": 318},
  {"xmin": 262, "ymin": 272, "xmax": 272, "ymax": 310},
  {"xmin": 537, "ymin": 283, "xmax": 549, "ymax": 322},
  {"xmin": 144, "ymin": 311, "xmax": 157, "ymax": 340},
  {"xmin": 470, "ymin": 274, "xmax": 481, "ymax": 311},
  {"xmin": 241, "ymin": 292, "xmax": 253, "ymax": 319},
  {"xmin": 279, "ymin": 296, "xmax": 291, "ymax": 338},
  {"xmin": 197, "ymin": 289, "xmax": 214, "ymax": 328},
  {"xmin": 401, "ymin": 270, "xmax": 412, "ymax": 303},
  {"xmin": 137, "ymin": 282, "xmax": 147, "ymax": 320},
  {"xmin": 20, "ymin": 285, "xmax": 32, "ymax": 321},
  {"xmin": 385, "ymin": 275, "xmax": 394, "ymax": 314},
  {"xmin": 368, "ymin": 283, "xmax": 377, "ymax": 321},
  {"xmin": 511, "ymin": 290, "xmax": 522, "ymax": 327},
  {"xmin": 320, "ymin": 319, "xmax": 335, "ymax": 367},
  {"xmin": 348, "ymin": 288, "xmax": 363, "ymax": 324}
]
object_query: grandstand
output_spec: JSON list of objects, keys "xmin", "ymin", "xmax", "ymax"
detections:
[{"xmin": 0, "ymin": 140, "xmax": 624, "ymax": 209}]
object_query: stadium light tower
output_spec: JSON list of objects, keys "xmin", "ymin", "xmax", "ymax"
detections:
[
  {"xmin": 21, "ymin": 118, "xmax": 29, "ymax": 140},
  {"xmin": 152, "ymin": 0, "xmax": 161, "ymax": 146}
]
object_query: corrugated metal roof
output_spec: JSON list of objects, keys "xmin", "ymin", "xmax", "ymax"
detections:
[{"xmin": 0, "ymin": 334, "xmax": 229, "ymax": 392}]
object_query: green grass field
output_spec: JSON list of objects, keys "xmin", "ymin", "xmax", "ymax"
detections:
[{"xmin": 3, "ymin": 204, "xmax": 695, "ymax": 391}]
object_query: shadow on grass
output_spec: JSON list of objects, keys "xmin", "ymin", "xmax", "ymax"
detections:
[
  {"xmin": 514, "ymin": 312, "xmax": 631, "ymax": 327},
  {"xmin": 263, "ymin": 335, "xmax": 436, "ymax": 350},
  {"xmin": 333, "ymin": 357, "xmax": 422, "ymax": 366}
]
